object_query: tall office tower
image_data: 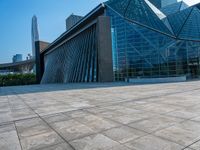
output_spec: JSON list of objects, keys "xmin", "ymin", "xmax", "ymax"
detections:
[
  {"xmin": 149, "ymin": 0, "xmax": 177, "ymax": 8},
  {"xmin": 31, "ymin": 15, "xmax": 39, "ymax": 58},
  {"xmin": 66, "ymin": 14, "xmax": 83, "ymax": 31}
]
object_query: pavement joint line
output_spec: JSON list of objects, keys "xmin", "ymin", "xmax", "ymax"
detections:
[
  {"xmin": 85, "ymin": 104, "xmax": 197, "ymax": 149},
  {"xmin": 93, "ymin": 87, "xmax": 200, "ymax": 110},
  {"xmin": 150, "ymin": 132, "xmax": 186, "ymax": 148},
  {"xmin": 36, "ymin": 141, "xmax": 72, "ymax": 150},
  {"xmin": 1, "ymin": 82, "xmax": 200, "ymax": 150},
  {"xmin": 64, "ymin": 108, "xmax": 152, "ymax": 144},
  {"xmin": 14, "ymin": 94, "xmax": 76, "ymax": 150},
  {"xmin": 182, "ymin": 138, "xmax": 200, "ymax": 150},
  {"xmin": 14, "ymin": 121, "xmax": 23, "ymax": 150},
  {"xmin": 83, "ymin": 108, "xmax": 154, "ymax": 136},
  {"xmin": 0, "ymin": 121, "xmax": 14, "ymax": 127}
]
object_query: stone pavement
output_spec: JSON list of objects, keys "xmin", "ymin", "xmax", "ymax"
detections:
[{"xmin": 0, "ymin": 81, "xmax": 200, "ymax": 150}]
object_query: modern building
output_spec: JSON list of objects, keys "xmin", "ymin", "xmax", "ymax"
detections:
[
  {"xmin": 66, "ymin": 14, "xmax": 83, "ymax": 30},
  {"xmin": 36, "ymin": 0, "xmax": 200, "ymax": 84},
  {"xmin": 12, "ymin": 54, "xmax": 22, "ymax": 63}
]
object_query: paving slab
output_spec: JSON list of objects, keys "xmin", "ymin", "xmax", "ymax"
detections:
[
  {"xmin": 124, "ymin": 135, "xmax": 183, "ymax": 150},
  {"xmin": 128, "ymin": 115, "xmax": 184, "ymax": 133},
  {"xmin": 1, "ymin": 81, "xmax": 200, "ymax": 150},
  {"xmin": 38, "ymin": 142, "xmax": 74, "ymax": 150},
  {"xmin": 102, "ymin": 126, "xmax": 147, "ymax": 144},
  {"xmin": 20, "ymin": 131, "xmax": 63, "ymax": 150},
  {"xmin": 0, "ymin": 124, "xmax": 21, "ymax": 150},
  {"xmin": 50, "ymin": 119, "xmax": 95, "ymax": 141},
  {"xmin": 70, "ymin": 134, "xmax": 131, "ymax": 150},
  {"xmin": 154, "ymin": 120, "xmax": 200, "ymax": 146}
]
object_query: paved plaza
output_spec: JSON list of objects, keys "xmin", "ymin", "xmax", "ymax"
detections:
[{"xmin": 0, "ymin": 81, "xmax": 200, "ymax": 150}]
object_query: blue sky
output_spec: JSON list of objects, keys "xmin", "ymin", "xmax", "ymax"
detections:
[{"xmin": 0, "ymin": 0, "xmax": 199, "ymax": 63}]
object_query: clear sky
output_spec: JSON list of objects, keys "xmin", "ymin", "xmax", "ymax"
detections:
[{"xmin": 0, "ymin": 0, "xmax": 199, "ymax": 63}]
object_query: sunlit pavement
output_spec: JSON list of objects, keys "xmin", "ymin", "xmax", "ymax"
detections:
[{"xmin": 0, "ymin": 81, "xmax": 200, "ymax": 150}]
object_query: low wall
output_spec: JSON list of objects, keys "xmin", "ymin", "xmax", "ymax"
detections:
[{"xmin": 128, "ymin": 76, "xmax": 187, "ymax": 84}]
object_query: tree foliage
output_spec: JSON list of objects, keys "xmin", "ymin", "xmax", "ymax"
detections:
[{"xmin": 0, "ymin": 74, "xmax": 36, "ymax": 86}]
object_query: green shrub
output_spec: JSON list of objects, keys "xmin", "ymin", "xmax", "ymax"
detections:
[{"xmin": 0, "ymin": 74, "xmax": 36, "ymax": 87}]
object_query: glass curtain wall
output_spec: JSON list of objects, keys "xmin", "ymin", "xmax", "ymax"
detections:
[{"xmin": 106, "ymin": 8, "xmax": 200, "ymax": 81}]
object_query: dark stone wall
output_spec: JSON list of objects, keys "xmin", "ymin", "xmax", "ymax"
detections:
[{"xmin": 97, "ymin": 16, "xmax": 113, "ymax": 82}]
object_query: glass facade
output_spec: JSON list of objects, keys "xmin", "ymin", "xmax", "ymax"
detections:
[
  {"xmin": 161, "ymin": 2, "xmax": 188, "ymax": 16},
  {"xmin": 106, "ymin": 0, "xmax": 200, "ymax": 81},
  {"xmin": 41, "ymin": 0, "xmax": 200, "ymax": 83}
]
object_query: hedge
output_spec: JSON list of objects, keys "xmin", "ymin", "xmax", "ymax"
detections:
[{"xmin": 0, "ymin": 74, "xmax": 36, "ymax": 86}]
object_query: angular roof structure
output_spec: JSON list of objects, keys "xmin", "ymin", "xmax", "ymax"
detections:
[
  {"xmin": 166, "ymin": 4, "xmax": 200, "ymax": 41},
  {"xmin": 105, "ymin": 0, "xmax": 200, "ymax": 41},
  {"xmin": 105, "ymin": 0, "xmax": 173, "ymax": 35},
  {"xmin": 161, "ymin": 1, "xmax": 189, "ymax": 16},
  {"xmin": 167, "ymin": 7, "xmax": 193, "ymax": 36},
  {"xmin": 178, "ymin": 7, "xmax": 200, "ymax": 40}
]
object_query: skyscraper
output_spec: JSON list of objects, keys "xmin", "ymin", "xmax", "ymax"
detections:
[{"xmin": 31, "ymin": 15, "xmax": 39, "ymax": 58}]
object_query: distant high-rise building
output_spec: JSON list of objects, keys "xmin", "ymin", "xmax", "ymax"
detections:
[
  {"xmin": 66, "ymin": 14, "xmax": 83, "ymax": 31},
  {"xmin": 12, "ymin": 54, "xmax": 22, "ymax": 63},
  {"xmin": 149, "ymin": 0, "xmax": 177, "ymax": 8},
  {"xmin": 31, "ymin": 15, "xmax": 39, "ymax": 58}
]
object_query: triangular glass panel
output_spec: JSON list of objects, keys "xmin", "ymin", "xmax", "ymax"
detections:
[
  {"xmin": 161, "ymin": 2, "xmax": 182, "ymax": 16},
  {"xmin": 195, "ymin": 3, "xmax": 200, "ymax": 10},
  {"xmin": 180, "ymin": 1, "xmax": 189, "ymax": 11},
  {"xmin": 178, "ymin": 7, "xmax": 200, "ymax": 41},
  {"xmin": 124, "ymin": 0, "xmax": 172, "ymax": 35},
  {"xmin": 105, "ymin": 0, "xmax": 130, "ymax": 16},
  {"xmin": 162, "ymin": 17, "xmax": 174, "ymax": 34},
  {"xmin": 167, "ymin": 7, "xmax": 192, "ymax": 36}
]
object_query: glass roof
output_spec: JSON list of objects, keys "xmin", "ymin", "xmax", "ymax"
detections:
[
  {"xmin": 161, "ymin": 1, "xmax": 189, "ymax": 16},
  {"xmin": 167, "ymin": 7, "xmax": 192, "ymax": 36},
  {"xmin": 105, "ymin": 0, "xmax": 173, "ymax": 35},
  {"xmin": 105, "ymin": 0, "xmax": 130, "ymax": 16},
  {"xmin": 178, "ymin": 7, "xmax": 200, "ymax": 40}
]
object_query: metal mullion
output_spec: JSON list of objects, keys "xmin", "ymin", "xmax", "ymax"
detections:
[
  {"xmin": 81, "ymin": 31, "xmax": 90, "ymax": 82},
  {"xmin": 71, "ymin": 38, "xmax": 80, "ymax": 82},
  {"xmin": 93, "ymin": 27, "xmax": 97, "ymax": 82},
  {"xmin": 93, "ymin": 25, "xmax": 97, "ymax": 82},
  {"xmin": 62, "ymin": 43, "xmax": 70, "ymax": 83},
  {"xmin": 77, "ymin": 31, "xmax": 87, "ymax": 82},
  {"xmin": 86, "ymin": 26, "xmax": 94, "ymax": 82},
  {"xmin": 90, "ymin": 25, "xmax": 96, "ymax": 82},
  {"xmin": 84, "ymin": 28, "xmax": 90, "ymax": 82},
  {"xmin": 68, "ymin": 39, "xmax": 74, "ymax": 82},
  {"xmin": 73, "ymin": 33, "xmax": 86, "ymax": 82},
  {"xmin": 68, "ymin": 39, "xmax": 77, "ymax": 82},
  {"xmin": 79, "ymin": 28, "xmax": 88, "ymax": 82},
  {"xmin": 86, "ymin": 28, "xmax": 93, "ymax": 82},
  {"xmin": 65, "ymin": 41, "xmax": 73, "ymax": 82}
]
